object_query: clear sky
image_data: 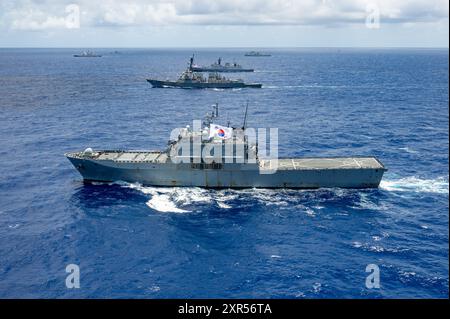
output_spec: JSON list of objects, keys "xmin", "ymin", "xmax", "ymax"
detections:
[{"xmin": 0, "ymin": 0, "xmax": 448, "ymax": 48}]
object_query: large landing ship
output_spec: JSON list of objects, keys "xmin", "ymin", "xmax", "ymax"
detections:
[{"xmin": 66, "ymin": 104, "xmax": 386, "ymax": 189}]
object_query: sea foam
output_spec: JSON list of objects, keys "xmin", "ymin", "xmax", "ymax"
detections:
[{"xmin": 380, "ymin": 176, "xmax": 449, "ymax": 194}]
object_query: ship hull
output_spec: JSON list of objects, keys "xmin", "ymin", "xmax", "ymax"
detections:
[
  {"xmin": 147, "ymin": 79, "xmax": 262, "ymax": 89},
  {"xmin": 66, "ymin": 155, "xmax": 386, "ymax": 189}
]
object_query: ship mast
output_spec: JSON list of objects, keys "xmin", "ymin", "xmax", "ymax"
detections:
[
  {"xmin": 189, "ymin": 54, "xmax": 194, "ymax": 71},
  {"xmin": 203, "ymin": 103, "xmax": 219, "ymax": 127},
  {"xmin": 242, "ymin": 101, "xmax": 249, "ymax": 130},
  {"xmin": 242, "ymin": 101, "xmax": 250, "ymax": 160}
]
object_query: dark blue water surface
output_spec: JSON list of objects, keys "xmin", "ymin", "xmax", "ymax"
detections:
[{"xmin": 0, "ymin": 48, "xmax": 448, "ymax": 298}]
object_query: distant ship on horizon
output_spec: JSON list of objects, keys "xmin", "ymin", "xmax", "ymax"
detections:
[
  {"xmin": 73, "ymin": 50, "xmax": 102, "ymax": 58},
  {"xmin": 244, "ymin": 51, "xmax": 271, "ymax": 57},
  {"xmin": 191, "ymin": 56, "xmax": 254, "ymax": 73}
]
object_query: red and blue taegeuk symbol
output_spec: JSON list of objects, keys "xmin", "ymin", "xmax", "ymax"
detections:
[{"xmin": 217, "ymin": 128, "xmax": 225, "ymax": 137}]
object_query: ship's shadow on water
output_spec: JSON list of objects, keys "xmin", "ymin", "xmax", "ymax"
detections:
[{"xmin": 69, "ymin": 182, "xmax": 149, "ymax": 217}]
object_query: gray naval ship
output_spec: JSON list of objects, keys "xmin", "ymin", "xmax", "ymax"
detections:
[
  {"xmin": 73, "ymin": 50, "xmax": 102, "ymax": 57},
  {"xmin": 147, "ymin": 57, "xmax": 261, "ymax": 89},
  {"xmin": 191, "ymin": 57, "xmax": 254, "ymax": 73},
  {"xmin": 66, "ymin": 104, "xmax": 386, "ymax": 188},
  {"xmin": 245, "ymin": 51, "xmax": 271, "ymax": 57}
]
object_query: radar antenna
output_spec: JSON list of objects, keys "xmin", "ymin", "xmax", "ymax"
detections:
[{"xmin": 203, "ymin": 103, "xmax": 219, "ymax": 127}]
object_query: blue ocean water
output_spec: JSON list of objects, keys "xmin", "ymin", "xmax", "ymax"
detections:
[{"xmin": 0, "ymin": 48, "xmax": 448, "ymax": 298}]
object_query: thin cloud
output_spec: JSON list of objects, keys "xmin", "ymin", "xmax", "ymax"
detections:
[{"xmin": 1, "ymin": 0, "xmax": 448, "ymax": 30}]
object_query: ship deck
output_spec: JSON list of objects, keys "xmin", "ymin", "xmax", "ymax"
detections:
[
  {"xmin": 103, "ymin": 151, "xmax": 168, "ymax": 163},
  {"xmin": 260, "ymin": 157, "xmax": 385, "ymax": 171},
  {"xmin": 68, "ymin": 151, "xmax": 386, "ymax": 171},
  {"xmin": 70, "ymin": 150, "xmax": 169, "ymax": 163}
]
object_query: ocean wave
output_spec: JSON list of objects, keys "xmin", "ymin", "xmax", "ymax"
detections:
[
  {"xmin": 262, "ymin": 85, "xmax": 280, "ymax": 89},
  {"xmin": 380, "ymin": 176, "xmax": 449, "ymax": 194},
  {"xmin": 397, "ymin": 269, "xmax": 449, "ymax": 290},
  {"xmin": 217, "ymin": 201, "xmax": 232, "ymax": 209},
  {"xmin": 350, "ymin": 192, "xmax": 389, "ymax": 211},
  {"xmin": 352, "ymin": 241, "xmax": 410, "ymax": 254},
  {"xmin": 146, "ymin": 194, "xmax": 190, "ymax": 213},
  {"xmin": 398, "ymin": 147, "xmax": 419, "ymax": 154}
]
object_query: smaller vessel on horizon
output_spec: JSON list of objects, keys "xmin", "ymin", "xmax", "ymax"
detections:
[
  {"xmin": 191, "ymin": 56, "xmax": 254, "ymax": 73},
  {"xmin": 73, "ymin": 50, "xmax": 102, "ymax": 58},
  {"xmin": 245, "ymin": 51, "xmax": 271, "ymax": 57}
]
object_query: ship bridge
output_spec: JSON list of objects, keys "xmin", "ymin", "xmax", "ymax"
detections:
[{"xmin": 167, "ymin": 103, "xmax": 259, "ymax": 164}]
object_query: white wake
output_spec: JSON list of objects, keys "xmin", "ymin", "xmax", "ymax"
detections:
[
  {"xmin": 117, "ymin": 176, "xmax": 448, "ymax": 214},
  {"xmin": 380, "ymin": 176, "xmax": 449, "ymax": 194}
]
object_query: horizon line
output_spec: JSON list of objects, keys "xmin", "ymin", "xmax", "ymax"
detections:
[{"xmin": 0, "ymin": 46, "xmax": 448, "ymax": 49}]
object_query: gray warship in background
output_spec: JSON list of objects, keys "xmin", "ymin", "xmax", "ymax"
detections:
[
  {"xmin": 73, "ymin": 50, "xmax": 102, "ymax": 57},
  {"xmin": 245, "ymin": 51, "xmax": 271, "ymax": 57},
  {"xmin": 191, "ymin": 57, "xmax": 254, "ymax": 72},
  {"xmin": 66, "ymin": 104, "xmax": 386, "ymax": 188},
  {"xmin": 147, "ymin": 56, "xmax": 262, "ymax": 89}
]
